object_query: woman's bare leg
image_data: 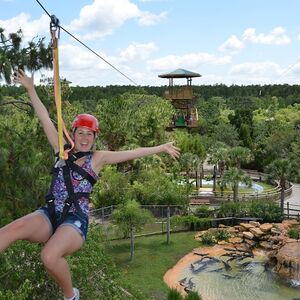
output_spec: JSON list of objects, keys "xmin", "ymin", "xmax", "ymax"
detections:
[
  {"xmin": 0, "ymin": 212, "xmax": 52, "ymax": 252},
  {"xmin": 40, "ymin": 225, "xmax": 83, "ymax": 299}
]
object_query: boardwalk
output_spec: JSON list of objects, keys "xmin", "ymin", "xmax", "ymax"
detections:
[{"xmin": 286, "ymin": 183, "xmax": 300, "ymax": 206}]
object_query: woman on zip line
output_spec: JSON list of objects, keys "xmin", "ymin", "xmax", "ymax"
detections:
[{"xmin": 0, "ymin": 69, "xmax": 180, "ymax": 300}]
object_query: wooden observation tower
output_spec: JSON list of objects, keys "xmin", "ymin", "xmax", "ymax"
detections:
[{"xmin": 158, "ymin": 68, "xmax": 201, "ymax": 129}]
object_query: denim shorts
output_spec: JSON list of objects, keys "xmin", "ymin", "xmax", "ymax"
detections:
[{"xmin": 36, "ymin": 206, "xmax": 89, "ymax": 241}]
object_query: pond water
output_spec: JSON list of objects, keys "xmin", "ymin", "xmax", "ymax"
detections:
[{"xmin": 178, "ymin": 255, "xmax": 300, "ymax": 300}]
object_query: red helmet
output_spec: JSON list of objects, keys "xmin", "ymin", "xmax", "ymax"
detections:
[{"xmin": 72, "ymin": 114, "xmax": 99, "ymax": 133}]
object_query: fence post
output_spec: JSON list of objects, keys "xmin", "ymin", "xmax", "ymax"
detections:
[
  {"xmin": 287, "ymin": 202, "xmax": 290, "ymax": 219},
  {"xmin": 101, "ymin": 207, "xmax": 105, "ymax": 224},
  {"xmin": 166, "ymin": 206, "xmax": 170, "ymax": 245},
  {"xmin": 161, "ymin": 206, "xmax": 164, "ymax": 233}
]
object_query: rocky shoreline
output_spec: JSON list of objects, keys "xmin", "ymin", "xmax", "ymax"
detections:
[{"xmin": 164, "ymin": 219, "xmax": 300, "ymax": 297}]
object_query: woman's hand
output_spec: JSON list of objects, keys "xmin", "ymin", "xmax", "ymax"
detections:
[
  {"xmin": 161, "ymin": 142, "xmax": 181, "ymax": 160},
  {"xmin": 14, "ymin": 69, "xmax": 34, "ymax": 91}
]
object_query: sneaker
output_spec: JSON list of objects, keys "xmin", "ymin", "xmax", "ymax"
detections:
[
  {"xmin": 64, "ymin": 288, "xmax": 80, "ymax": 300},
  {"xmin": 73, "ymin": 288, "xmax": 80, "ymax": 300}
]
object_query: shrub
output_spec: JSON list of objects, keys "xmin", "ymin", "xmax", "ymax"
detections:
[
  {"xmin": 194, "ymin": 205, "xmax": 212, "ymax": 218},
  {"xmin": 215, "ymin": 229, "xmax": 230, "ymax": 241},
  {"xmin": 218, "ymin": 201, "xmax": 247, "ymax": 218},
  {"xmin": 201, "ymin": 232, "xmax": 216, "ymax": 246},
  {"xmin": 0, "ymin": 225, "xmax": 145, "ymax": 299},
  {"xmin": 171, "ymin": 215, "xmax": 211, "ymax": 231},
  {"xmin": 166, "ymin": 289, "xmax": 202, "ymax": 300},
  {"xmin": 186, "ymin": 291, "xmax": 202, "ymax": 300},
  {"xmin": 248, "ymin": 200, "xmax": 282, "ymax": 222},
  {"xmin": 167, "ymin": 288, "xmax": 183, "ymax": 300},
  {"xmin": 288, "ymin": 228, "xmax": 300, "ymax": 240}
]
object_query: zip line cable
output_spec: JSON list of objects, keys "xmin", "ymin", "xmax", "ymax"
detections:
[
  {"xmin": 34, "ymin": 0, "xmax": 138, "ymax": 86},
  {"xmin": 273, "ymin": 58, "xmax": 300, "ymax": 84}
]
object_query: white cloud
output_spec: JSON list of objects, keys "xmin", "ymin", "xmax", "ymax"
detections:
[
  {"xmin": 0, "ymin": 13, "xmax": 49, "ymax": 42},
  {"xmin": 148, "ymin": 52, "xmax": 231, "ymax": 71},
  {"xmin": 229, "ymin": 61, "xmax": 282, "ymax": 79},
  {"xmin": 138, "ymin": 11, "xmax": 167, "ymax": 26},
  {"xmin": 67, "ymin": 0, "xmax": 166, "ymax": 40},
  {"xmin": 218, "ymin": 35, "xmax": 244, "ymax": 53},
  {"xmin": 243, "ymin": 27, "xmax": 290, "ymax": 45},
  {"xmin": 120, "ymin": 42, "xmax": 157, "ymax": 62},
  {"xmin": 59, "ymin": 44, "xmax": 114, "ymax": 71}
]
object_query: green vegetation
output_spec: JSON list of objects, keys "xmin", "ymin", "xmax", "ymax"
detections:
[
  {"xmin": 106, "ymin": 232, "xmax": 200, "ymax": 300},
  {"xmin": 288, "ymin": 227, "xmax": 300, "ymax": 240},
  {"xmin": 167, "ymin": 289, "xmax": 202, "ymax": 300},
  {"xmin": 1, "ymin": 25, "xmax": 300, "ymax": 300},
  {"xmin": 0, "ymin": 226, "xmax": 145, "ymax": 300},
  {"xmin": 218, "ymin": 200, "xmax": 282, "ymax": 222}
]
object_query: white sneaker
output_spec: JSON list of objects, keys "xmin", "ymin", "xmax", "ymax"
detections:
[
  {"xmin": 73, "ymin": 288, "xmax": 80, "ymax": 300},
  {"xmin": 64, "ymin": 288, "xmax": 80, "ymax": 300}
]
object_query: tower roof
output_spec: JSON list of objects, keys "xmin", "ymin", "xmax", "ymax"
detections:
[{"xmin": 158, "ymin": 68, "xmax": 201, "ymax": 79}]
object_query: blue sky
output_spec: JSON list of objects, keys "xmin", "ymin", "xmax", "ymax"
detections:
[{"xmin": 1, "ymin": 0, "xmax": 300, "ymax": 86}]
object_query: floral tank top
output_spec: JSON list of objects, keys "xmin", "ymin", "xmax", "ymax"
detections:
[{"xmin": 51, "ymin": 153, "xmax": 98, "ymax": 217}]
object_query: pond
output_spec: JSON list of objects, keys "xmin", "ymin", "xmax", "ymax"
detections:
[{"xmin": 178, "ymin": 254, "xmax": 300, "ymax": 300}]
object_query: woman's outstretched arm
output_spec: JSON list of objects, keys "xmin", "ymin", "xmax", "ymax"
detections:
[
  {"xmin": 15, "ymin": 70, "xmax": 59, "ymax": 152},
  {"xmin": 93, "ymin": 142, "xmax": 180, "ymax": 172}
]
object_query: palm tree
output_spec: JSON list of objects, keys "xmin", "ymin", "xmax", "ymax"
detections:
[
  {"xmin": 208, "ymin": 142, "xmax": 230, "ymax": 191},
  {"xmin": 227, "ymin": 146, "xmax": 253, "ymax": 168},
  {"xmin": 266, "ymin": 159, "xmax": 297, "ymax": 215},
  {"xmin": 221, "ymin": 167, "xmax": 252, "ymax": 201}
]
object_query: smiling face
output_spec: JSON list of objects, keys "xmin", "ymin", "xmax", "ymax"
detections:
[{"xmin": 73, "ymin": 126, "xmax": 96, "ymax": 152}]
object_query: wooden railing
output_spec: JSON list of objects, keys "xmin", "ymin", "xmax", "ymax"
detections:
[
  {"xmin": 284, "ymin": 202, "xmax": 300, "ymax": 219},
  {"xmin": 164, "ymin": 86, "xmax": 193, "ymax": 100}
]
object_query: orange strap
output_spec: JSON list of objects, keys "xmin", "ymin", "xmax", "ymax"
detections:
[{"xmin": 51, "ymin": 30, "xmax": 74, "ymax": 160}]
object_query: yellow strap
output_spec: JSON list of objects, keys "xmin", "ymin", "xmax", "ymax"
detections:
[{"xmin": 52, "ymin": 38, "xmax": 64, "ymax": 159}]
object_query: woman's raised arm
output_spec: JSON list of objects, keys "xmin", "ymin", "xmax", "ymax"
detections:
[
  {"xmin": 15, "ymin": 70, "xmax": 59, "ymax": 152},
  {"xmin": 93, "ymin": 142, "xmax": 180, "ymax": 173}
]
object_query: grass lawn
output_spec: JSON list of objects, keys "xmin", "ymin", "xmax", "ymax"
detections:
[{"xmin": 105, "ymin": 231, "xmax": 199, "ymax": 300}]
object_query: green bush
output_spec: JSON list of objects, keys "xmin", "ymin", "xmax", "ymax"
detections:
[
  {"xmin": 0, "ymin": 225, "xmax": 145, "ymax": 299},
  {"xmin": 247, "ymin": 200, "xmax": 282, "ymax": 222},
  {"xmin": 171, "ymin": 215, "xmax": 211, "ymax": 231},
  {"xmin": 167, "ymin": 288, "xmax": 183, "ymax": 300},
  {"xmin": 288, "ymin": 228, "xmax": 300, "ymax": 240},
  {"xmin": 186, "ymin": 291, "xmax": 202, "ymax": 300},
  {"xmin": 194, "ymin": 205, "xmax": 212, "ymax": 218},
  {"xmin": 215, "ymin": 229, "xmax": 230, "ymax": 241},
  {"xmin": 166, "ymin": 289, "xmax": 202, "ymax": 300},
  {"xmin": 218, "ymin": 201, "xmax": 247, "ymax": 218},
  {"xmin": 201, "ymin": 232, "xmax": 216, "ymax": 246}
]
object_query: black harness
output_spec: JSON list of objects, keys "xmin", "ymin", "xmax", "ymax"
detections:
[{"xmin": 45, "ymin": 150, "xmax": 97, "ymax": 231}]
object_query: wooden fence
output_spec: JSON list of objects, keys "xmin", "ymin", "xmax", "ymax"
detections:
[{"xmin": 284, "ymin": 202, "xmax": 300, "ymax": 219}]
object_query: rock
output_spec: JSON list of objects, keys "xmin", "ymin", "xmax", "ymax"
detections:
[
  {"xmin": 260, "ymin": 234, "xmax": 271, "ymax": 241},
  {"xmin": 208, "ymin": 228, "xmax": 219, "ymax": 234},
  {"xmin": 225, "ymin": 227, "xmax": 239, "ymax": 234},
  {"xmin": 273, "ymin": 242, "xmax": 300, "ymax": 280},
  {"xmin": 250, "ymin": 227, "xmax": 264, "ymax": 238},
  {"xmin": 244, "ymin": 239, "xmax": 256, "ymax": 247},
  {"xmin": 259, "ymin": 241, "xmax": 272, "ymax": 250},
  {"xmin": 260, "ymin": 223, "xmax": 273, "ymax": 233},
  {"xmin": 249, "ymin": 221, "xmax": 261, "ymax": 227},
  {"xmin": 236, "ymin": 225, "xmax": 245, "ymax": 232},
  {"xmin": 269, "ymin": 235, "xmax": 284, "ymax": 243},
  {"xmin": 282, "ymin": 220, "xmax": 300, "ymax": 229},
  {"xmin": 218, "ymin": 224, "xmax": 227, "ymax": 228},
  {"xmin": 243, "ymin": 231, "xmax": 254, "ymax": 240},
  {"xmin": 240, "ymin": 223, "xmax": 255, "ymax": 230},
  {"xmin": 271, "ymin": 227, "xmax": 282, "ymax": 235},
  {"xmin": 228, "ymin": 237, "xmax": 243, "ymax": 244},
  {"xmin": 218, "ymin": 240, "xmax": 229, "ymax": 245}
]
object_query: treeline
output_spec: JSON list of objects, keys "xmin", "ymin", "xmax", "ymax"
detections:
[{"xmin": 1, "ymin": 83, "xmax": 300, "ymax": 107}]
